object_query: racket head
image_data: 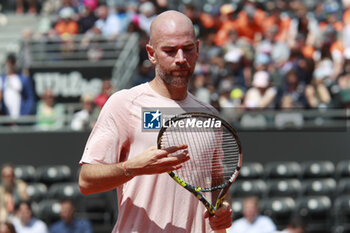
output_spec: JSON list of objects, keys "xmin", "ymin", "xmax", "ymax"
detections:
[{"xmin": 157, "ymin": 112, "xmax": 242, "ymax": 213}]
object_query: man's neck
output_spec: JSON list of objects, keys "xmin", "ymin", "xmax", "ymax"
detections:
[{"xmin": 149, "ymin": 77, "xmax": 188, "ymax": 101}]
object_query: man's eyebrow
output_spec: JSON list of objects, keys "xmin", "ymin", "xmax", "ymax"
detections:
[{"xmin": 161, "ymin": 43, "xmax": 195, "ymax": 49}]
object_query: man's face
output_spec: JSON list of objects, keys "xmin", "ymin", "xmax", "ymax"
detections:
[
  {"xmin": 242, "ymin": 200, "xmax": 259, "ymax": 223},
  {"xmin": 60, "ymin": 201, "xmax": 75, "ymax": 223},
  {"xmin": 17, "ymin": 203, "xmax": 32, "ymax": 225},
  {"xmin": 1, "ymin": 166, "xmax": 15, "ymax": 192},
  {"xmin": 147, "ymin": 19, "xmax": 199, "ymax": 88}
]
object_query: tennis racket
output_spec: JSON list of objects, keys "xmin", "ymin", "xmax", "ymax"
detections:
[{"xmin": 157, "ymin": 112, "xmax": 242, "ymax": 231}]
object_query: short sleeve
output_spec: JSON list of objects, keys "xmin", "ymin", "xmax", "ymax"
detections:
[{"xmin": 79, "ymin": 91, "xmax": 130, "ymax": 165}]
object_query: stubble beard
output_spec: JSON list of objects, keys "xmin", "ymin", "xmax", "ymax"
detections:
[{"xmin": 156, "ymin": 65, "xmax": 193, "ymax": 88}]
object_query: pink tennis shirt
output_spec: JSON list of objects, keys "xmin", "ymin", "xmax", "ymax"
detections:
[{"xmin": 80, "ymin": 83, "xmax": 218, "ymax": 233}]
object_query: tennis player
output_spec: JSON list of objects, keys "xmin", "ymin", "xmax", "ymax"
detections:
[{"xmin": 78, "ymin": 10, "xmax": 233, "ymax": 233}]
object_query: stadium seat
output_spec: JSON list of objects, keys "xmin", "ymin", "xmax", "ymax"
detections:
[
  {"xmin": 301, "ymin": 161, "xmax": 335, "ymax": 179},
  {"xmin": 14, "ymin": 165, "xmax": 36, "ymax": 183},
  {"xmin": 301, "ymin": 178, "xmax": 337, "ymax": 198},
  {"xmin": 33, "ymin": 199, "xmax": 61, "ymax": 225},
  {"xmin": 230, "ymin": 198, "xmax": 244, "ymax": 220},
  {"xmin": 238, "ymin": 162, "xmax": 264, "ymax": 180},
  {"xmin": 230, "ymin": 179, "xmax": 267, "ymax": 198},
  {"xmin": 26, "ymin": 182, "xmax": 48, "ymax": 202},
  {"xmin": 260, "ymin": 197, "xmax": 296, "ymax": 229},
  {"xmin": 337, "ymin": 178, "xmax": 350, "ymax": 196},
  {"xmin": 77, "ymin": 190, "xmax": 117, "ymax": 233},
  {"xmin": 336, "ymin": 160, "xmax": 350, "ymax": 179},
  {"xmin": 47, "ymin": 182, "xmax": 82, "ymax": 200},
  {"xmin": 296, "ymin": 195, "xmax": 332, "ymax": 233},
  {"xmin": 333, "ymin": 195, "xmax": 350, "ymax": 233},
  {"xmin": 266, "ymin": 179, "xmax": 301, "ymax": 198},
  {"xmin": 36, "ymin": 165, "xmax": 72, "ymax": 186},
  {"xmin": 265, "ymin": 161, "xmax": 302, "ymax": 179}
]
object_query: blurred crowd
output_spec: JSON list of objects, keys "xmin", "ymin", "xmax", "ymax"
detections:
[
  {"xmin": 0, "ymin": 164, "xmax": 93, "ymax": 233},
  {"xmin": 0, "ymin": 163, "xmax": 306, "ymax": 233},
  {"xmin": 1, "ymin": 0, "xmax": 350, "ymax": 130}
]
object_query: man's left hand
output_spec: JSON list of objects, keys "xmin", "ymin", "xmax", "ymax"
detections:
[{"xmin": 204, "ymin": 201, "xmax": 233, "ymax": 230}]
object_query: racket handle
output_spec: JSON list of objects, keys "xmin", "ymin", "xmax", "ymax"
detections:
[{"xmin": 214, "ymin": 229, "xmax": 227, "ymax": 233}]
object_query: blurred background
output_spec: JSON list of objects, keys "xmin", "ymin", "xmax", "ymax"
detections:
[{"xmin": 0, "ymin": 0, "xmax": 350, "ymax": 232}]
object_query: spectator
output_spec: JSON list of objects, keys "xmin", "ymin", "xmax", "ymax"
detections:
[
  {"xmin": 71, "ymin": 93, "xmax": 97, "ymax": 131},
  {"xmin": 49, "ymin": 199, "xmax": 92, "ymax": 233},
  {"xmin": 82, "ymin": 0, "xmax": 98, "ymax": 12},
  {"xmin": 130, "ymin": 1, "xmax": 157, "ymax": 34},
  {"xmin": 0, "ymin": 221, "xmax": 16, "ymax": 233},
  {"xmin": 244, "ymin": 70, "xmax": 277, "ymax": 109},
  {"xmin": 262, "ymin": 7, "xmax": 291, "ymax": 43},
  {"xmin": 0, "ymin": 164, "xmax": 29, "ymax": 222},
  {"xmin": 277, "ymin": 69, "xmax": 306, "ymax": 108},
  {"xmin": 214, "ymin": 4, "xmax": 237, "ymax": 46},
  {"xmin": 11, "ymin": 201, "xmax": 48, "ymax": 233},
  {"xmin": 304, "ymin": 66, "xmax": 332, "ymax": 108},
  {"xmin": 35, "ymin": 89, "xmax": 65, "ymax": 131},
  {"xmin": 54, "ymin": 7, "xmax": 79, "ymax": 37},
  {"xmin": 227, "ymin": 196, "xmax": 277, "ymax": 233},
  {"xmin": 91, "ymin": 5, "xmax": 123, "ymax": 39},
  {"xmin": 16, "ymin": 0, "xmax": 36, "ymax": 14},
  {"xmin": 182, "ymin": 3, "xmax": 208, "ymax": 38},
  {"xmin": 235, "ymin": 1, "xmax": 266, "ymax": 44},
  {"xmin": 94, "ymin": 79, "xmax": 114, "ymax": 109},
  {"xmin": 0, "ymin": 53, "xmax": 36, "ymax": 119},
  {"xmin": 337, "ymin": 50, "xmax": 350, "ymax": 108},
  {"xmin": 115, "ymin": 2, "xmax": 134, "ymax": 33},
  {"xmin": 77, "ymin": 4, "xmax": 97, "ymax": 34}
]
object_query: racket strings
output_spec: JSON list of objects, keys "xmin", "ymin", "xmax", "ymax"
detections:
[{"xmin": 160, "ymin": 117, "xmax": 240, "ymax": 190}]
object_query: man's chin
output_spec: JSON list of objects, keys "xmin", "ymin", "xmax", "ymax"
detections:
[{"xmin": 169, "ymin": 77, "xmax": 190, "ymax": 88}]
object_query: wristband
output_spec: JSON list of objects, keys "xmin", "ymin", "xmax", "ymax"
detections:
[{"xmin": 123, "ymin": 162, "xmax": 132, "ymax": 177}]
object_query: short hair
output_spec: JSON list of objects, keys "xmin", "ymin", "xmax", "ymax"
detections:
[
  {"xmin": 15, "ymin": 200, "xmax": 32, "ymax": 212},
  {"xmin": 243, "ymin": 196, "xmax": 259, "ymax": 206},
  {"xmin": 6, "ymin": 53, "xmax": 16, "ymax": 64},
  {"xmin": 1, "ymin": 163, "xmax": 15, "ymax": 174}
]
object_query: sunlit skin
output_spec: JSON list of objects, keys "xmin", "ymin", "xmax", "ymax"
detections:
[{"xmin": 147, "ymin": 10, "xmax": 199, "ymax": 100}]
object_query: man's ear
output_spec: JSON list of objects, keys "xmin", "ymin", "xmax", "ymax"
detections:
[{"xmin": 146, "ymin": 44, "xmax": 157, "ymax": 64}]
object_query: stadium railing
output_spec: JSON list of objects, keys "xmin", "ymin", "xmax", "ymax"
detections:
[{"xmin": 0, "ymin": 108, "xmax": 349, "ymax": 132}]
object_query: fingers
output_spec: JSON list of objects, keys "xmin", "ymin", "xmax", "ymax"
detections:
[
  {"xmin": 207, "ymin": 202, "xmax": 233, "ymax": 231},
  {"xmin": 214, "ymin": 201, "xmax": 232, "ymax": 217},
  {"xmin": 157, "ymin": 144, "xmax": 188, "ymax": 155},
  {"xmin": 158, "ymin": 150, "xmax": 190, "ymax": 166}
]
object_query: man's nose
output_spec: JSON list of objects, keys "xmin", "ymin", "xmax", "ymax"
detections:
[{"xmin": 175, "ymin": 49, "xmax": 186, "ymax": 64}]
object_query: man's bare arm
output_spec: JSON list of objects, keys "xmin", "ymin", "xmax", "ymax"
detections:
[{"xmin": 79, "ymin": 145, "xmax": 189, "ymax": 195}]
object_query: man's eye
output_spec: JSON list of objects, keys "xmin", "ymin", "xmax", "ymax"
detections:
[
  {"xmin": 164, "ymin": 50, "xmax": 175, "ymax": 54},
  {"xmin": 184, "ymin": 47, "xmax": 194, "ymax": 51}
]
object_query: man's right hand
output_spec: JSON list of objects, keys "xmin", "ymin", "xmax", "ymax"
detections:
[{"xmin": 125, "ymin": 144, "xmax": 190, "ymax": 176}]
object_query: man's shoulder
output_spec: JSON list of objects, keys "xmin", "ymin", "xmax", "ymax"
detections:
[
  {"xmin": 49, "ymin": 220, "xmax": 64, "ymax": 232},
  {"xmin": 75, "ymin": 218, "xmax": 92, "ymax": 226},
  {"xmin": 31, "ymin": 218, "xmax": 48, "ymax": 229},
  {"xmin": 50, "ymin": 220, "xmax": 64, "ymax": 228},
  {"xmin": 109, "ymin": 83, "xmax": 149, "ymax": 102},
  {"xmin": 231, "ymin": 217, "xmax": 246, "ymax": 226}
]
